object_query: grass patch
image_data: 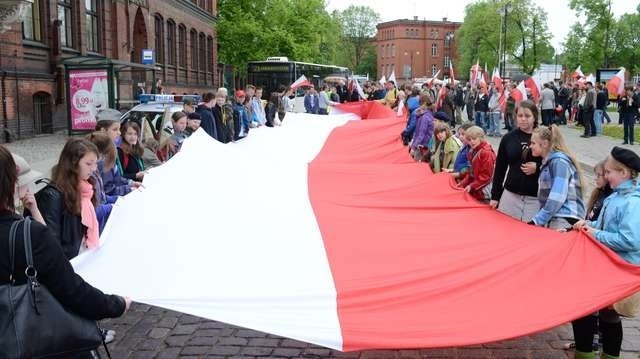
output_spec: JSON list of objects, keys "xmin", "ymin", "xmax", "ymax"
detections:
[{"xmin": 602, "ymin": 124, "xmax": 640, "ymax": 140}]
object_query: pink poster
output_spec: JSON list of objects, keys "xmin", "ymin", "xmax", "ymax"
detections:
[{"xmin": 69, "ymin": 69, "xmax": 110, "ymax": 131}]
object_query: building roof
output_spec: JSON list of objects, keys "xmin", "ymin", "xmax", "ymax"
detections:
[{"xmin": 377, "ymin": 19, "xmax": 462, "ymax": 29}]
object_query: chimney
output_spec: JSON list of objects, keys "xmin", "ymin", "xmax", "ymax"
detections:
[{"xmin": 442, "ymin": 17, "xmax": 448, "ymax": 22}]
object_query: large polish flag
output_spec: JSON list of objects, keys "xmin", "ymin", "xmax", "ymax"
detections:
[
  {"xmin": 73, "ymin": 104, "xmax": 640, "ymax": 352},
  {"xmin": 607, "ymin": 67, "xmax": 626, "ymax": 96}
]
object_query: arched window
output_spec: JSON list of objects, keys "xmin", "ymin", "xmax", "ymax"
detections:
[
  {"xmin": 154, "ymin": 14, "xmax": 164, "ymax": 64},
  {"xmin": 199, "ymin": 32, "xmax": 206, "ymax": 72},
  {"xmin": 178, "ymin": 25, "xmax": 186, "ymax": 67},
  {"xmin": 207, "ymin": 36, "xmax": 213, "ymax": 73},
  {"xmin": 431, "ymin": 43, "xmax": 437, "ymax": 57},
  {"xmin": 190, "ymin": 29, "xmax": 198, "ymax": 69},
  {"xmin": 166, "ymin": 20, "xmax": 176, "ymax": 65}
]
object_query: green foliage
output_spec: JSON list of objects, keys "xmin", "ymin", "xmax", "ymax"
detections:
[
  {"xmin": 457, "ymin": 0, "xmax": 554, "ymax": 78},
  {"xmin": 610, "ymin": 13, "xmax": 640, "ymax": 73},
  {"xmin": 217, "ymin": 0, "xmax": 343, "ymax": 79},
  {"xmin": 562, "ymin": 0, "xmax": 614, "ymax": 72},
  {"xmin": 334, "ymin": 5, "xmax": 381, "ymax": 72}
]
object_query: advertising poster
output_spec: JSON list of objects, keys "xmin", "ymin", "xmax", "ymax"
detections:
[{"xmin": 69, "ymin": 69, "xmax": 109, "ymax": 131}]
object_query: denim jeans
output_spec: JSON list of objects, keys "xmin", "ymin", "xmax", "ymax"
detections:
[
  {"xmin": 594, "ymin": 109, "xmax": 604, "ymax": 135},
  {"xmin": 475, "ymin": 111, "xmax": 487, "ymax": 132},
  {"xmin": 488, "ymin": 111, "xmax": 501, "ymax": 135}
]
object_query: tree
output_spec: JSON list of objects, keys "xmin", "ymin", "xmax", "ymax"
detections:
[
  {"xmin": 457, "ymin": 0, "xmax": 554, "ymax": 78},
  {"xmin": 565, "ymin": 0, "xmax": 614, "ymax": 70},
  {"xmin": 216, "ymin": 0, "xmax": 343, "ymax": 82},
  {"xmin": 562, "ymin": 23, "xmax": 587, "ymax": 72},
  {"xmin": 334, "ymin": 5, "xmax": 380, "ymax": 71},
  {"xmin": 609, "ymin": 12, "xmax": 640, "ymax": 73}
]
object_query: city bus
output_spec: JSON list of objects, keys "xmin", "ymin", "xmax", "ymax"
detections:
[{"xmin": 247, "ymin": 57, "xmax": 350, "ymax": 97}]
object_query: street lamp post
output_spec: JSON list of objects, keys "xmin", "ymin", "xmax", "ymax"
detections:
[{"xmin": 499, "ymin": 3, "xmax": 512, "ymax": 78}]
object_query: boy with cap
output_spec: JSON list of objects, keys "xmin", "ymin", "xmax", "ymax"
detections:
[
  {"xmin": 233, "ymin": 90, "xmax": 250, "ymax": 140},
  {"xmin": 573, "ymin": 146, "xmax": 640, "ymax": 359}
]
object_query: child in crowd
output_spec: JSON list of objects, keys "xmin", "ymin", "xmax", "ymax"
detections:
[
  {"xmin": 95, "ymin": 119, "xmax": 140, "ymax": 196},
  {"xmin": 410, "ymin": 94, "xmax": 436, "ymax": 162},
  {"xmin": 458, "ymin": 126, "xmax": 496, "ymax": 202},
  {"xmin": 266, "ymin": 92, "xmax": 282, "ymax": 127},
  {"xmin": 185, "ymin": 112, "xmax": 201, "ymax": 137},
  {"xmin": 168, "ymin": 111, "xmax": 188, "ymax": 157},
  {"xmin": 528, "ymin": 125, "xmax": 585, "ymax": 230},
  {"xmin": 431, "ymin": 122, "xmax": 462, "ymax": 173},
  {"xmin": 142, "ymin": 137, "xmax": 163, "ymax": 169},
  {"xmin": 85, "ymin": 132, "xmax": 118, "ymax": 234},
  {"xmin": 117, "ymin": 121, "xmax": 145, "ymax": 181},
  {"xmin": 35, "ymin": 138, "xmax": 101, "ymax": 259},
  {"xmin": 233, "ymin": 90, "xmax": 250, "ymax": 140},
  {"xmin": 586, "ymin": 160, "xmax": 614, "ymax": 222},
  {"xmin": 213, "ymin": 90, "xmax": 235, "ymax": 143},
  {"xmin": 446, "ymin": 122, "xmax": 475, "ymax": 182},
  {"xmin": 573, "ymin": 147, "xmax": 640, "ymax": 359}
]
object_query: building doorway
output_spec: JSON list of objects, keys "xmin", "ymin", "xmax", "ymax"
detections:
[
  {"xmin": 33, "ymin": 92, "xmax": 52, "ymax": 134},
  {"xmin": 131, "ymin": 7, "xmax": 148, "ymax": 98}
]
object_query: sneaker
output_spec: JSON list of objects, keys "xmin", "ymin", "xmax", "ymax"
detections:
[
  {"xmin": 622, "ymin": 142, "xmax": 629, "ymax": 145},
  {"xmin": 101, "ymin": 328, "xmax": 116, "ymax": 344}
]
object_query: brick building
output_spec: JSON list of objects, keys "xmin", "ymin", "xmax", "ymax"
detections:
[
  {"xmin": 376, "ymin": 17, "xmax": 461, "ymax": 83},
  {"xmin": 0, "ymin": 0, "xmax": 218, "ymax": 142}
]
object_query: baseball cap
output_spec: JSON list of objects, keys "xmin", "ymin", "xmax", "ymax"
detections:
[
  {"xmin": 235, "ymin": 90, "xmax": 246, "ymax": 97},
  {"xmin": 183, "ymin": 97, "xmax": 196, "ymax": 106},
  {"xmin": 12, "ymin": 153, "xmax": 44, "ymax": 188}
]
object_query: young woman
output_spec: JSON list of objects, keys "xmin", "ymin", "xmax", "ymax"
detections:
[
  {"xmin": 490, "ymin": 100, "xmax": 543, "ymax": 222},
  {"xmin": 168, "ymin": 111, "xmax": 188, "ymax": 157},
  {"xmin": 528, "ymin": 125, "xmax": 585, "ymax": 230},
  {"xmin": 457, "ymin": 126, "xmax": 496, "ymax": 202},
  {"xmin": 35, "ymin": 138, "xmax": 101, "ymax": 259},
  {"xmin": 265, "ymin": 92, "xmax": 282, "ymax": 127},
  {"xmin": 431, "ymin": 122, "xmax": 461, "ymax": 173},
  {"xmin": 86, "ymin": 131, "xmax": 118, "ymax": 234},
  {"xmin": 0, "ymin": 145, "xmax": 131, "ymax": 357},
  {"xmin": 96, "ymin": 119, "xmax": 140, "ymax": 196},
  {"xmin": 572, "ymin": 147, "xmax": 640, "ymax": 359},
  {"xmin": 410, "ymin": 94, "xmax": 436, "ymax": 163},
  {"xmin": 117, "ymin": 121, "xmax": 145, "ymax": 181}
]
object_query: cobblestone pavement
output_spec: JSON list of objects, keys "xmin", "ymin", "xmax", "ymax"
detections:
[{"xmin": 4, "ymin": 120, "xmax": 640, "ymax": 358}]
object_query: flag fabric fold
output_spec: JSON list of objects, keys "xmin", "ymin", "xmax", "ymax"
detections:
[
  {"xmin": 73, "ymin": 104, "xmax": 640, "ymax": 352},
  {"xmin": 607, "ymin": 68, "xmax": 626, "ymax": 97}
]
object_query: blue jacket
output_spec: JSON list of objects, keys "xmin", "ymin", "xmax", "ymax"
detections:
[
  {"xmin": 304, "ymin": 94, "xmax": 319, "ymax": 114},
  {"xmin": 411, "ymin": 109, "xmax": 435, "ymax": 152},
  {"xmin": 453, "ymin": 144, "xmax": 471, "ymax": 173},
  {"xmin": 403, "ymin": 107, "xmax": 419, "ymax": 138},
  {"xmin": 532, "ymin": 151, "xmax": 585, "ymax": 226},
  {"xmin": 100, "ymin": 160, "xmax": 131, "ymax": 197},
  {"xmin": 92, "ymin": 159, "xmax": 118, "ymax": 234},
  {"xmin": 232, "ymin": 102, "xmax": 250, "ymax": 139},
  {"xmin": 588, "ymin": 180, "xmax": 640, "ymax": 264}
]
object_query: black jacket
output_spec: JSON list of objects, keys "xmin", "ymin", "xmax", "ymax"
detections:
[
  {"xmin": 475, "ymin": 94, "xmax": 489, "ymax": 112},
  {"xmin": 596, "ymin": 91, "xmax": 608, "ymax": 110},
  {"xmin": 195, "ymin": 104, "xmax": 218, "ymax": 140},
  {"xmin": 0, "ymin": 212, "xmax": 125, "ymax": 320},
  {"xmin": 491, "ymin": 129, "xmax": 543, "ymax": 201},
  {"xmin": 265, "ymin": 102, "xmax": 277, "ymax": 127},
  {"xmin": 33, "ymin": 185, "xmax": 85, "ymax": 260}
]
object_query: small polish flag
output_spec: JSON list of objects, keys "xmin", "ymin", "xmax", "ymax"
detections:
[
  {"xmin": 510, "ymin": 81, "xmax": 527, "ymax": 103},
  {"xmin": 524, "ymin": 76, "xmax": 541, "ymax": 103},
  {"xmin": 291, "ymin": 75, "xmax": 311, "ymax": 89},
  {"xmin": 572, "ymin": 65, "xmax": 585, "ymax": 79}
]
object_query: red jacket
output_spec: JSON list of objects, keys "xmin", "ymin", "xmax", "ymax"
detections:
[{"xmin": 459, "ymin": 141, "xmax": 496, "ymax": 201}]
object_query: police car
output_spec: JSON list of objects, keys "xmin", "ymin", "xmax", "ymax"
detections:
[{"xmin": 120, "ymin": 94, "xmax": 200, "ymax": 140}]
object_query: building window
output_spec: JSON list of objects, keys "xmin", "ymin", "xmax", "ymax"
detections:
[
  {"xmin": 178, "ymin": 25, "xmax": 186, "ymax": 67},
  {"xmin": 207, "ymin": 36, "xmax": 213, "ymax": 72},
  {"xmin": 445, "ymin": 32, "xmax": 453, "ymax": 48},
  {"xmin": 444, "ymin": 56, "xmax": 451, "ymax": 68},
  {"xmin": 391, "ymin": 44, "xmax": 395, "ymax": 57},
  {"xmin": 432, "ymin": 65, "xmax": 438, "ymax": 76},
  {"xmin": 22, "ymin": 0, "xmax": 41, "ymax": 42},
  {"xmin": 85, "ymin": 0, "xmax": 99, "ymax": 52},
  {"xmin": 154, "ymin": 14, "xmax": 164, "ymax": 63},
  {"xmin": 199, "ymin": 32, "xmax": 206, "ymax": 72},
  {"xmin": 431, "ymin": 43, "xmax": 437, "ymax": 57},
  {"xmin": 206, "ymin": 0, "xmax": 212, "ymax": 12},
  {"xmin": 405, "ymin": 29, "xmax": 409, "ymax": 37},
  {"xmin": 190, "ymin": 29, "xmax": 198, "ymax": 69},
  {"xmin": 58, "ymin": 0, "xmax": 73, "ymax": 48},
  {"xmin": 167, "ymin": 20, "xmax": 176, "ymax": 65}
]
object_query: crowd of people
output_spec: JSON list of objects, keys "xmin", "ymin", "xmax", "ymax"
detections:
[
  {"xmin": 396, "ymin": 77, "xmax": 640, "ymax": 359},
  {"xmin": 1, "ymin": 73, "xmax": 640, "ymax": 358}
]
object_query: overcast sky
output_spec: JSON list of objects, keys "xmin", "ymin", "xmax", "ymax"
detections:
[{"xmin": 326, "ymin": 0, "xmax": 639, "ymax": 49}]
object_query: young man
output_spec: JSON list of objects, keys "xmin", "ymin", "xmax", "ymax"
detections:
[
  {"xmin": 184, "ymin": 112, "xmax": 201, "ymax": 137},
  {"xmin": 195, "ymin": 92, "xmax": 218, "ymax": 141},
  {"xmin": 232, "ymin": 90, "xmax": 250, "ymax": 140},
  {"xmin": 304, "ymin": 87, "xmax": 320, "ymax": 114}
]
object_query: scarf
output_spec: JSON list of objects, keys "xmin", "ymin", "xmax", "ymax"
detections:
[{"xmin": 79, "ymin": 180, "xmax": 100, "ymax": 249}]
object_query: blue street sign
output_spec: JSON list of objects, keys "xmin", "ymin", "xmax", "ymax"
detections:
[{"xmin": 142, "ymin": 49, "xmax": 154, "ymax": 65}]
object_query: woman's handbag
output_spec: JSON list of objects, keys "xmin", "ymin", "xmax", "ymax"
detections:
[{"xmin": 0, "ymin": 217, "xmax": 107, "ymax": 358}]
